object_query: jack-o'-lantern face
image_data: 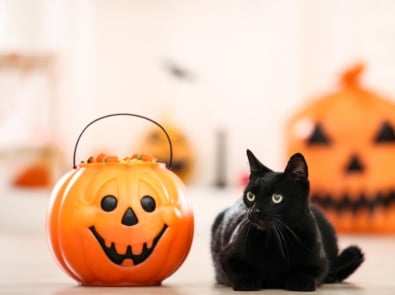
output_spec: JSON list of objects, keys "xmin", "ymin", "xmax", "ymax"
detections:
[
  {"xmin": 137, "ymin": 123, "xmax": 195, "ymax": 184},
  {"xmin": 286, "ymin": 64, "xmax": 395, "ymax": 233},
  {"xmin": 86, "ymin": 171, "xmax": 170, "ymax": 267},
  {"xmin": 47, "ymin": 155, "xmax": 194, "ymax": 285}
]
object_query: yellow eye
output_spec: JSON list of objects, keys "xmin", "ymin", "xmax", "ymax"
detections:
[
  {"xmin": 246, "ymin": 191, "xmax": 256, "ymax": 202},
  {"xmin": 272, "ymin": 194, "xmax": 283, "ymax": 204}
]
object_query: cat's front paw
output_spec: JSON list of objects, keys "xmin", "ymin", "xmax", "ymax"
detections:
[
  {"xmin": 232, "ymin": 278, "xmax": 261, "ymax": 291},
  {"xmin": 285, "ymin": 276, "xmax": 317, "ymax": 292}
]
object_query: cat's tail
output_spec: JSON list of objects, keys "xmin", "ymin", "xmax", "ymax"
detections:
[{"xmin": 325, "ymin": 245, "xmax": 365, "ymax": 283}]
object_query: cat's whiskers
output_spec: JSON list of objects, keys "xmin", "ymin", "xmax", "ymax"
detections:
[
  {"xmin": 273, "ymin": 216, "xmax": 311, "ymax": 253},
  {"xmin": 243, "ymin": 223, "xmax": 253, "ymax": 255},
  {"xmin": 232, "ymin": 217, "xmax": 252, "ymax": 256},
  {"xmin": 270, "ymin": 220, "xmax": 290, "ymax": 262},
  {"xmin": 265, "ymin": 223, "xmax": 272, "ymax": 246}
]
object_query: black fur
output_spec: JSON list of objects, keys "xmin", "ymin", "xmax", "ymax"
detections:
[{"xmin": 210, "ymin": 150, "xmax": 364, "ymax": 291}]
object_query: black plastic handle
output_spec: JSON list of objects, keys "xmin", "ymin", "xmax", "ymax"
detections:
[{"xmin": 72, "ymin": 113, "xmax": 173, "ymax": 169}]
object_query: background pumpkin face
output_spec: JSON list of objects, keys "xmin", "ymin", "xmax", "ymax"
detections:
[
  {"xmin": 47, "ymin": 157, "xmax": 194, "ymax": 285},
  {"xmin": 286, "ymin": 65, "xmax": 395, "ymax": 233},
  {"xmin": 137, "ymin": 123, "xmax": 196, "ymax": 184}
]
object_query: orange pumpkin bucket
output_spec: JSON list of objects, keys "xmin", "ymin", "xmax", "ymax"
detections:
[
  {"xmin": 286, "ymin": 64, "xmax": 395, "ymax": 234},
  {"xmin": 46, "ymin": 113, "xmax": 194, "ymax": 286}
]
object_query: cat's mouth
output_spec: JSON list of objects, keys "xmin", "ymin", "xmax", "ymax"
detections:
[
  {"xmin": 311, "ymin": 191, "xmax": 395, "ymax": 213},
  {"xmin": 248, "ymin": 215, "xmax": 269, "ymax": 231}
]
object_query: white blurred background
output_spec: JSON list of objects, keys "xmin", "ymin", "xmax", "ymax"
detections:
[{"xmin": 1, "ymin": 0, "xmax": 395, "ymax": 189}]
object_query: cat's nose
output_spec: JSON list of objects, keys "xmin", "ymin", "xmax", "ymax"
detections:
[
  {"xmin": 251, "ymin": 207, "xmax": 263, "ymax": 217},
  {"xmin": 248, "ymin": 207, "xmax": 268, "ymax": 230}
]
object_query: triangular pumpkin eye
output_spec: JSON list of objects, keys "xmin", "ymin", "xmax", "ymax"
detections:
[
  {"xmin": 374, "ymin": 122, "xmax": 395, "ymax": 143},
  {"xmin": 307, "ymin": 123, "xmax": 331, "ymax": 145}
]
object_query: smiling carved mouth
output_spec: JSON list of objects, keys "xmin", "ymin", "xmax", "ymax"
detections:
[
  {"xmin": 311, "ymin": 191, "xmax": 395, "ymax": 213},
  {"xmin": 89, "ymin": 225, "xmax": 168, "ymax": 266}
]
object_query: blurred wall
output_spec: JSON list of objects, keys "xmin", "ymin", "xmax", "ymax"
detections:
[
  {"xmin": 91, "ymin": 0, "xmax": 305, "ymax": 186},
  {"xmin": 2, "ymin": 0, "xmax": 395, "ymax": 187}
]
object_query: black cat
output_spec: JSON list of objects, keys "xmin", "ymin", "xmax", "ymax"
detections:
[{"xmin": 210, "ymin": 150, "xmax": 364, "ymax": 291}]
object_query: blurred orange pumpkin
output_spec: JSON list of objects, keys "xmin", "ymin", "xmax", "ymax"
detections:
[
  {"xmin": 286, "ymin": 64, "xmax": 395, "ymax": 233},
  {"xmin": 137, "ymin": 123, "xmax": 196, "ymax": 184}
]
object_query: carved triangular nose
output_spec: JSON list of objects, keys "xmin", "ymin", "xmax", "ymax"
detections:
[
  {"xmin": 345, "ymin": 155, "xmax": 364, "ymax": 173},
  {"xmin": 122, "ymin": 207, "xmax": 138, "ymax": 226}
]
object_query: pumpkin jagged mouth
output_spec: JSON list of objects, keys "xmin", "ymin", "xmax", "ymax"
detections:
[
  {"xmin": 311, "ymin": 191, "xmax": 395, "ymax": 213},
  {"xmin": 89, "ymin": 225, "xmax": 168, "ymax": 266}
]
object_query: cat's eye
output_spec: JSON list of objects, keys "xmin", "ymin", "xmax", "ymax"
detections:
[
  {"xmin": 272, "ymin": 194, "xmax": 283, "ymax": 204},
  {"xmin": 246, "ymin": 191, "xmax": 256, "ymax": 202}
]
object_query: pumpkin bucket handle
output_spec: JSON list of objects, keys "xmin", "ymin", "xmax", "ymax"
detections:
[{"xmin": 72, "ymin": 113, "xmax": 173, "ymax": 169}]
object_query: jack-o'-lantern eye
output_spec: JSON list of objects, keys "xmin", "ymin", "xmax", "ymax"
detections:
[
  {"xmin": 141, "ymin": 195, "xmax": 156, "ymax": 212},
  {"xmin": 307, "ymin": 123, "xmax": 331, "ymax": 145},
  {"xmin": 374, "ymin": 122, "xmax": 395, "ymax": 143},
  {"xmin": 149, "ymin": 131, "xmax": 161, "ymax": 143},
  {"xmin": 101, "ymin": 195, "xmax": 118, "ymax": 212}
]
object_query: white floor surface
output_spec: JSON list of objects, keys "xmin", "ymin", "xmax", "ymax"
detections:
[{"xmin": 1, "ymin": 186, "xmax": 394, "ymax": 295}]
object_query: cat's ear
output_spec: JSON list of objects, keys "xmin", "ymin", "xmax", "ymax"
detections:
[
  {"xmin": 246, "ymin": 149, "xmax": 272, "ymax": 177},
  {"xmin": 284, "ymin": 153, "xmax": 308, "ymax": 180}
]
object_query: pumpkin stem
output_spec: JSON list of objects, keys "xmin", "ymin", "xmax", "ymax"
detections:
[{"xmin": 340, "ymin": 63, "xmax": 364, "ymax": 88}]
